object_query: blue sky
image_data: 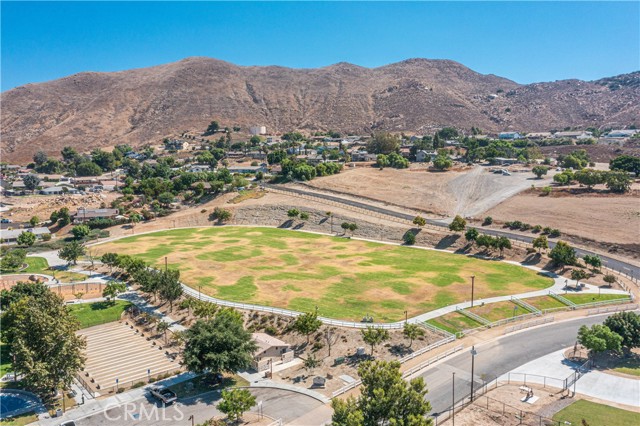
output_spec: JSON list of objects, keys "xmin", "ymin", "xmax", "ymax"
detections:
[{"xmin": 2, "ymin": 1, "xmax": 639, "ymax": 91}]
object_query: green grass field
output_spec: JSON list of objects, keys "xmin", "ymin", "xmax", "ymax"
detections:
[
  {"xmin": 552, "ymin": 400, "xmax": 640, "ymax": 426},
  {"xmin": 467, "ymin": 301, "xmax": 530, "ymax": 322},
  {"xmin": 426, "ymin": 312, "xmax": 483, "ymax": 334},
  {"xmin": 562, "ymin": 293, "xmax": 631, "ymax": 305},
  {"xmin": 95, "ymin": 226, "xmax": 553, "ymax": 322},
  {"xmin": 524, "ymin": 295, "xmax": 567, "ymax": 310},
  {"xmin": 68, "ymin": 300, "xmax": 132, "ymax": 329},
  {"xmin": 1, "ymin": 256, "xmax": 86, "ymax": 282},
  {"xmin": 612, "ymin": 357, "xmax": 640, "ymax": 377}
]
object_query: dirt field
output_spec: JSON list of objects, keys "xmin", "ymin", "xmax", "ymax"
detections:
[
  {"xmin": 302, "ymin": 164, "xmax": 554, "ymax": 218},
  {"xmin": 94, "ymin": 226, "xmax": 552, "ymax": 322},
  {"xmin": 485, "ymin": 190, "xmax": 640, "ymax": 247}
]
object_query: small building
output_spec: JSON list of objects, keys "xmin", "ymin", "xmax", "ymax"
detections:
[
  {"xmin": 73, "ymin": 208, "xmax": 119, "ymax": 224},
  {"xmin": 351, "ymin": 151, "xmax": 377, "ymax": 162},
  {"xmin": 251, "ymin": 333, "xmax": 293, "ymax": 372},
  {"xmin": 1, "ymin": 227, "xmax": 51, "ymax": 243},
  {"xmin": 493, "ymin": 157, "xmax": 519, "ymax": 165},
  {"xmin": 73, "ymin": 178, "xmax": 98, "ymax": 186},
  {"xmin": 498, "ymin": 132, "xmax": 522, "ymax": 140},
  {"xmin": 606, "ymin": 129, "xmax": 637, "ymax": 138},
  {"xmin": 40, "ymin": 186, "xmax": 79, "ymax": 195},
  {"xmin": 164, "ymin": 139, "xmax": 189, "ymax": 151},
  {"xmin": 187, "ymin": 165, "xmax": 212, "ymax": 173},
  {"xmin": 227, "ymin": 165, "xmax": 267, "ymax": 174},
  {"xmin": 526, "ymin": 132, "xmax": 552, "ymax": 140}
]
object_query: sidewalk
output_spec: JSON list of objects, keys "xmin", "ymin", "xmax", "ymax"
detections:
[{"xmin": 501, "ymin": 349, "xmax": 640, "ymax": 408}]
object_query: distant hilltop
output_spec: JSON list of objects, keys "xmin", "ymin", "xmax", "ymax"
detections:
[{"xmin": 1, "ymin": 57, "xmax": 638, "ymax": 162}]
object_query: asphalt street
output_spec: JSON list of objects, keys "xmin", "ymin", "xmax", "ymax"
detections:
[
  {"xmin": 418, "ymin": 315, "xmax": 614, "ymax": 417},
  {"xmin": 74, "ymin": 387, "xmax": 323, "ymax": 426},
  {"xmin": 266, "ymin": 184, "xmax": 639, "ymax": 280}
]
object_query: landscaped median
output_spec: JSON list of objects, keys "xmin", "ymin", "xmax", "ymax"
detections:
[{"xmin": 93, "ymin": 226, "xmax": 554, "ymax": 323}]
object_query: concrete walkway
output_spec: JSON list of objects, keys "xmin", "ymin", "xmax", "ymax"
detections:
[{"xmin": 500, "ymin": 348, "xmax": 640, "ymax": 408}]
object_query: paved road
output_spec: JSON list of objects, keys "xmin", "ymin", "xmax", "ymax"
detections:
[
  {"xmin": 74, "ymin": 387, "xmax": 323, "ymax": 425},
  {"xmin": 416, "ymin": 315, "xmax": 616, "ymax": 417},
  {"xmin": 266, "ymin": 184, "xmax": 639, "ymax": 280}
]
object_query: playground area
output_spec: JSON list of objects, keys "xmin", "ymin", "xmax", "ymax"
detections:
[{"xmin": 94, "ymin": 226, "xmax": 553, "ymax": 322}]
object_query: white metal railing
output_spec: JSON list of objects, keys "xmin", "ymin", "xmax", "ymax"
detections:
[
  {"xmin": 504, "ymin": 316, "xmax": 554, "ymax": 334},
  {"xmin": 510, "ymin": 296, "xmax": 542, "ymax": 315},
  {"xmin": 402, "ymin": 345, "xmax": 464, "ymax": 378},
  {"xmin": 398, "ymin": 335, "xmax": 456, "ymax": 364},
  {"xmin": 548, "ymin": 291, "xmax": 577, "ymax": 307},
  {"xmin": 456, "ymin": 307, "xmax": 491, "ymax": 326}
]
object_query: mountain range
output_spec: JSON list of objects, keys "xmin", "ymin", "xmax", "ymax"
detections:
[{"xmin": 1, "ymin": 57, "xmax": 638, "ymax": 162}]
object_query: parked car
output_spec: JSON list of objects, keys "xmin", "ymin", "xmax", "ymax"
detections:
[
  {"xmin": 149, "ymin": 386, "xmax": 177, "ymax": 405},
  {"xmin": 502, "ymin": 170, "xmax": 511, "ymax": 176},
  {"xmin": 0, "ymin": 218, "xmax": 12, "ymax": 223}
]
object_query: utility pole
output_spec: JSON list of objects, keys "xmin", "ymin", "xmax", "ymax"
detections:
[
  {"xmin": 165, "ymin": 256, "xmax": 168, "ymax": 272},
  {"xmin": 404, "ymin": 310, "xmax": 408, "ymax": 323}
]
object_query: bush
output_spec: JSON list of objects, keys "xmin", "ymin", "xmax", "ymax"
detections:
[
  {"xmin": 603, "ymin": 275, "xmax": 616, "ymax": 285},
  {"xmin": 542, "ymin": 226, "xmax": 552, "ymax": 235},
  {"xmin": 532, "ymin": 225, "xmax": 542, "ymax": 233},
  {"xmin": 482, "ymin": 216, "xmax": 493, "ymax": 226},
  {"xmin": 42, "ymin": 233, "xmax": 52, "ymax": 241},
  {"xmin": 541, "ymin": 186, "xmax": 552, "ymax": 196},
  {"xmin": 132, "ymin": 381, "xmax": 146, "ymax": 389},
  {"xmin": 520, "ymin": 223, "xmax": 531, "ymax": 231},
  {"xmin": 526, "ymin": 247, "xmax": 537, "ymax": 254},
  {"xmin": 116, "ymin": 387, "xmax": 125, "ymax": 393},
  {"xmin": 549, "ymin": 229, "xmax": 561, "ymax": 238},
  {"xmin": 263, "ymin": 325, "xmax": 279, "ymax": 336},
  {"xmin": 403, "ymin": 231, "xmax": 416, "ymax": 245}
]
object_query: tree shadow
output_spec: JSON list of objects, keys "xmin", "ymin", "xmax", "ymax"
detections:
[
  {"xmin": 388, "ymin": 344, "xmax": 412, "ymax": 357},
  {"xmin": 278, "ymin": 219, "xmax": 294, "ymax": 229},
  {"xmin": 435, "ymin": 234, "xmax": 460, "ymax": 250}
]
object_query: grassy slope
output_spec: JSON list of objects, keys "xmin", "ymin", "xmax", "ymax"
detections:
[
  {"xmin": 96, "ymin": 227, "xmax": 553, "ymax": 322},
  {"xmin": 552, "ymin": 400, "xmax": 640, "ymax": 426},
  {"xmin": 562, "ymin": 293, "xmax": 630, "ymax": 305},
  {"xmin": 68, "ymin": 300, "xmax": 132, "ymax": 329},
  {"xmin": 2, "ymin": 256, "xmax": 86, "ymax": 282},
  {"xmin": 524, "ymin": 295, "xmax": 567, "ymax": 310}
]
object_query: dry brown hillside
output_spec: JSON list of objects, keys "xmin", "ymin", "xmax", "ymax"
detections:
[{"xmin": 1, "ymin": 57, "xmax": 638, "ymax": 162}]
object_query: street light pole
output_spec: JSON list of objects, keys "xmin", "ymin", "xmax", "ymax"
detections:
[
  {"xmin": 404, "ymin": 310, "xmax": 408, "ymax": 323},
  {"xmin": 470, "ymin": 275, "xmax": 476, "ymax": 308},
  {"xmin": 452, "ymin": 372, "xmax": 456, "ymax": 426},
  {"xmin": 470, "ymin": 346, "xmax": 477, "ymax": 402}
]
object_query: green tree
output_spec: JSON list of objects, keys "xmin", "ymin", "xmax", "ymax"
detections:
[
  {"xmin": 292, "ymin": 312, "xmax": 322, "ymax": 344},
  {"xmin": 449, "ymin": 215, "xmax": 466, "ymax": 232},
  {"xmin": 413, "ymin": 216, "xmax": 426, "ymax": 227},
  {"xmin": 159, "ymin": 269, "xmax": 183, "ymax": 312},
  {"xmin": 437, "ymin": 127, "xmax": 459, "ymax": 140},
  {"xmin": 549, "ymin": 241, "xmax": 577, "ymax": 270},
  {"xmin": 367, "ymin": 133, "xmax": 400, "ymax": 155},
  {"xmin": 609, "ymin": 155, "xmax": 640, "ymax": 177},
  {"xmin": 210, "ymin": 207, "xmax": 232, "ymax": 222},
  {"xmin": 287, "ymin": 208, "xmax": 300, "ymax": 218},
  {"xmin": 605, "ymin": 170, "xmax": 632, "ymax": 193},
  {"xmin": 433, "ymin": 153, "xmax": 453, "ymax": 171},
  {"xmin": 299, "ymin": 211, "xmax": 309, "ymax": 221},
  {"xmin": 23, "ymin": 174, "xmax": 41, "ymax": 192},
  {"xmin": 183, "ymin": 309, "xmax": 257, "ymax": 374},
  {"xmin": 603, "ymin": 274, "xmax": 617, "ymax": 286},
  {"xmin": 218, "ymin": 388, "xmax": 256, "ymax": 424},
  {"xmin": 193, "ymin": 300, "xmax": 218, "ymax": 320},
  {"xmin": 331, "ymin": 360, "xmax": 432, "ymax": 426},
  {"xmin": 577, "ymin": 324, "xmax": 622, "ymax": 355},
  {"xmin": 376, "ymin": 154, "xmax": 390, "ymax": 169},
  {"xmin": 403, "ymin": 323, "xmax": 425, "ymax": 348},
  {"xmin": 532, "ymin": 235, "xmax": 549, "ymax": 253},
  {"xmin": 91, "ymin": 149, "xmax": 116, "ymax": 171},
  {"xmin": 0, "ymin": 249, "xmax": 27, "ymax": 271},
  {"xmin": 17, "ymin": 231, "xmax": 36, "ymax": 247},
  {"xmin": 58, "ymin": 240, "xmax": 86, "ymax": 265},
  {"xmin": 100, "ymin": 252, "xmax": 119, "ymax": 273},
  {"xmin": 1, "ymin": 291, "xmax": 85, "ymax": 397},
  {"xmin": 361, "ymin": 326, "xmax": 390, "ymax": 356},
  {"xmin": 0, "ymin": 281, "xmax": 48, "ymax": 310},
  {"xmin": 531, "ymin": 165, "xmax": 549, "ymax": 178},
  {"xmin": 75, "ymin": 161, "xmax": 102, "ymax": 176},
  {"xmin": 71, "ymin": 224, "xmax": 91, "ymax": 240},
  {"xmin": 495, "ymin": 236, "xmax": 512, "ymax": 257},
  {"xmin": 204, "ymin": 120, "xmax": 220, "ymax": 136},
  {"xmin": 603, "ymin": 312, "xmax": 640, "ymax": 349},
  {"xmin": 33, "ymin": 151, "xmax": 48, "ymax": 166},
  {"xmin": 464, "ymin": 227, "xmax": 479, "ymax": 243},
  {"xmin": 583, "ymin": 254, "xmax": 602, "ymax": 272},
  {"xmin": 61, "ymin": 146, "xmax": 80, "ymax": 163},
  {"xmin": 403, "ymin": 231, "xmax": 416, "ymax": 245},
  {"xmin": 29, "ymin": 216, "xmax": 40, "ymax": 227},
  {"xmin": 158, "ymin": 191, "xmax": 175, "ymax": 206},
  {"xmin": 156, "ymin": 320, "xmax": 170, "ymax": 344},
  {"xmin": 574, "ymin": 169, "xmax": 605, "ymax": 189},
  {"xmin": 102, "ymin": 281, "xmax": 127, "ymax": 303},
  {"xmin": 571, "ymin": 269, "xmax": 588, "ymax": 285}
]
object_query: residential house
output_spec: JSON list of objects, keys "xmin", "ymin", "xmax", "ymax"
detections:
[
  {"xmin": 73, "ymin": 208, "xmax": 119, "ymax": 224},
  {"xmin": 553, "ymin": 131, "xmax": 593, "ymax": 140},
  {"xmin": 416, "ymin": 150, "xmax": 437, "ymax": 162},
  {"xmin": 73, "ymin": 178, "xmax": 99, "ymax": 186},
  {"xmin": 526, "ymin": 132, "xmax": 552, "ymax": 140},
  {"xmin": 186, "ymin": 165, "xmax": 212, "ymax": 173},
  {"xmin": 249, "ymin": 126, "xmax": 267, "ymax": 135},
  {"xmin": 1, "ymin": 227, "xmax": 51, "ymax": 243},
  {"xmin": 351, "ymin": 151, "xmax": 377, "ymax": 162},
  {"xmin": 226, "ymin": 165, "xmax": 268, "ymax": 174},
  {"xmin": 248, "ymin": 152, "xmax": 267, "ymax": 161},
  {"xmin": 164, "ymin": 139, "xmax": 189, "ymax": 151},
  {"xmin": 498, "ymin": 132, "xmax": 522, "ymax": 140},
  {"xmin": 40, "ymin": 186, "xmax": 79, "ymax": 195},
  {"xmin": 399, "ymin": 147, "xmax": 412, "ymax": 158},
  {"xmin": 606, "ymin": 129, "xmax": 638, "ymax": 138}
]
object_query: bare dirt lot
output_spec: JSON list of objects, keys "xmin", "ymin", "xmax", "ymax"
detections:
[
  {"xmin": 2, "ymin": 192, "xmax": 119, "ymax": 224},
  {"xmin": 302, "ymin": 164, "xmax": 554, "ymax": 218},
  {"xmin": 485, "ymin": 189, "xmax": 640, "ymax": 247}
]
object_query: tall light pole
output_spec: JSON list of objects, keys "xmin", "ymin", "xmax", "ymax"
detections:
[
  {"xmin": 470, "ymin": 275, "xmax": 476, "ymax": 308},
  {"xmin": 452, "ymin": 372, "xmax": 456, "ymax": 426},
  {"xmin": 470, "ymin": 346, "xmax": 477, "ymax": 402}
]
